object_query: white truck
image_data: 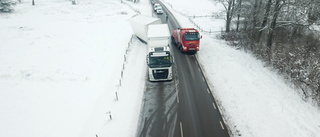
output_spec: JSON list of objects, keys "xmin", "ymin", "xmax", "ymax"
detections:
[
  {"xmin": 146, "ymin": 46, "xmax": 173, "ymax": 81},
  {"xmin": 146, "ymin": 24, "xmax": 173, "ymax": 81},
  {"xmin": 129, "ymin": 16, "xmax": 173, "ymax": 81},
  {"xmin": 129, "ymin": 15, "xmax": 161, "ymax": 43}
]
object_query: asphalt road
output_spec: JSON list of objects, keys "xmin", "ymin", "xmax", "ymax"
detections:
[
  {"xmin": 159, "ymin": 1, "xmax": 230, "ymax": 136},
  {"xmin": 172, "ymin": 51, "xmax": 229, "ymax": 137},
  {"xmin": 138, "ymin": 1, "xmax": 230, "ymax": 137}
]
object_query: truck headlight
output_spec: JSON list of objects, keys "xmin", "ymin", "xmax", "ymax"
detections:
[{"xmin": 168, "ymin": 72, "xmax": 172, "ymax": 78}]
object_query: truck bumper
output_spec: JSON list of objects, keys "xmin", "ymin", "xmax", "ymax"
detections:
[
  {"xmin": 182, "ymin": 47, "xmax": 198, "ymax": 54},
  {"xmin": 148, "ymin": 67, "xmax": 173, "ymax": 81},
  {"xmin": 182, "ymin": 46, "xmax": 199, "ymax": 52}
]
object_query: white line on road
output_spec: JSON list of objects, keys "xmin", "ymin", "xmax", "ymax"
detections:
[
  {"xmin": 177, "ymin": 92, "xmax": 180, "ymax": 103},
  {"xmin": 219, "ymin": 121, "xmax": 225, "ymax": 130},
  {"xmin": 212, "ymin": 103, "xmax": 217, "ymax": 110},
  {"xmin": 207, "ymin": 88, "xmax": 210, "ymax": 94},
  {"xmin": 202, "ymin": 76, "xmax": 205, "ymax": 82},
  {"xmin": 180, "ymin": 122, "xmax": 184, "ymax": 137},
  {"xmin": 175, "ymin": 81, "xmax": 179, "ymax": 103}
]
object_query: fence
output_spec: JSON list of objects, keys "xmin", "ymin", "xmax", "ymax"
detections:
[{"xmin": 161, "ymin": 0, "xmax": 223, "ymax": 35}]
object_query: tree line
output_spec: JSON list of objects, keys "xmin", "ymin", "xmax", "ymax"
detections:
[{"xmin": 220, "ymin": 0, "xmax": 320, "ymax": 105}]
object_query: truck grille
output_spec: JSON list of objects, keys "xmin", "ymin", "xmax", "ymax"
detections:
[{"xmin": 152, "ymin": 69, "xmax": 169, "ymax": 79}]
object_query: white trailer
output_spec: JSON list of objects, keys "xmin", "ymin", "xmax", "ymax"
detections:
[
  {"xmin": 129, "ymin": 15, "xmax": 161, "ymax": 43},
  {"xmin": 147, "ymin": 24, "xmax": 171, "ymax": 48}
]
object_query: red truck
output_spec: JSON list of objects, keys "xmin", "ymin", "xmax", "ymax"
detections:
[{"xmin": 171, "ymin": 28, "xmax": 201, "ymax": 54}]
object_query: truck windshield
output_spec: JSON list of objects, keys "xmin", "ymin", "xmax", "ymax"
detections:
[
  {"xmin": 149, "ymin": 56, "xmax": 172, "ymax": 68},
  {"xmin": 184, "ymin": 32, "xmax": 200, "ymax": 41}
]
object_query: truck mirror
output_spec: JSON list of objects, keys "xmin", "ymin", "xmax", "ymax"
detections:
[
  {"xmin": 146, "ymin": 55, "xmax": 149, "ymax": 64},
  {"xmin": 200, "ymin": 35, "xmax": 203, "ymax": 39}
]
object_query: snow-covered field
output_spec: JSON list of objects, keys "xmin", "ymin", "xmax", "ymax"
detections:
[
  {"xmin": 0, "ymin": 0, "xmax": 320, "ymax": 137},
  {"xmin": 0, "ymin": 0, "xmax": 147, "ymax": 136}
]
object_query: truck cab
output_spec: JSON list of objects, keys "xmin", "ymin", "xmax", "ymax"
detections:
[
  {"xmin": 172, "ymin": 28, "xmax": 201, "ymax": 54},
  {"xmin": 146, "ymin": 46, "xmax": 173, "ymax": 81}
]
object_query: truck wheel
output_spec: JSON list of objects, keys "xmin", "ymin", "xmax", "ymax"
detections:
[
  {"xmin": 171, "ymin": 36, "xmax": 176, "ymax": 45},
  {"xmin": 178, "ymin": 44, "xmax": 182, "ymax": 51}
]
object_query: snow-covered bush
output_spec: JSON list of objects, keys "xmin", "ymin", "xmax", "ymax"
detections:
[{"xmin": 0, "ymin": 0, "xmax": 17, "ymax": 13}]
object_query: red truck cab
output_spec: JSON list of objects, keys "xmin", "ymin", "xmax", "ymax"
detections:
[{"xmin": 172, "ymin": 28, "xmax": 201, "ymax": 54}]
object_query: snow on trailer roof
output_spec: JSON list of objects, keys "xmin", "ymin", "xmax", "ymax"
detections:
[
  {"xmin": 129, "ymin": 15, "xmax": 162, "ymax": 42},
  {"xmin": 129, "ymin": 15, "xmax": 161, "ymax": 26},
  {"xmin": 147, "ymin": 24, "xmax": 170, "ymax": 38}
]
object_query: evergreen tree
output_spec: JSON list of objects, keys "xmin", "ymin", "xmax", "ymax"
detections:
[{"xmin": 0, "ymin": 0, "xmax": 17, "ymax": 12}]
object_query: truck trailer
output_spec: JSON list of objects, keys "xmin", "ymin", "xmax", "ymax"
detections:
[
  {"xmin": 129, "ymin": 15, "xmax": 161, "ymax": 43},
  {"xmin": 147, "ymin": 24, "xmax": 171, "ymax": 48}
]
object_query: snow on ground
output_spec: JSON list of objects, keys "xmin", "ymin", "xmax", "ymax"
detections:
[
  {"xmin": 0, "ymin": 0, "xmax": 147, "ymax": 137},
  {"xmin": 162, "ymin": 0, "xmax": 320, "ymax": 136},
  {"xmin": 1, "ymin": 0, "xmax": 320, "ymax": 137}
]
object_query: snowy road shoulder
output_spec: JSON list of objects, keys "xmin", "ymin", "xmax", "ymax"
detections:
[{"xmin": 162, "ymin": 0, "xmax": 320, "ymax": 136}]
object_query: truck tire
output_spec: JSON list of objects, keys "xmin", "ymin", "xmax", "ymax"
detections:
[
  {"xmin": 178, "ymin": 44, "xmax": 182, "ymax": 51},
  {"xmin": 171, "ymin": 36, "xmax": 176, "ymax": 45}
]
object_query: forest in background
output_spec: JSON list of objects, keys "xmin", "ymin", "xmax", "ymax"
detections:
[{"xmin": 220, "ymin": 0, "xmax": 320, "ymax": 106}]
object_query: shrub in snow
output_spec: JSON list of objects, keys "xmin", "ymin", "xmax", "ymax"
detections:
[{"xmin": 0, "ymin": 0, "xmax": 17, "ymax": 13}]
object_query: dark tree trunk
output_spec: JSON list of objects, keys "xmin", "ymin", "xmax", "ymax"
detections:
[
  {"xmin": 258, "ymin": 0, "xmax": 272, "ymax": 42},
  {"xmin": 252, "ymin": 0, "xmax": 258, "ymax": 30},
  {"xmin": 236, "ymin": 0, "xmax": 242, "ymax": 32},
  {"xmin": 226, "ymin": 0, "xmax": 235, "ymax": 32},
  {"xmin": 266, "ymin": 0, "xmax": 283, "ymax": 61},
  {"xmin": 252, "ymin": 0, "xmax": 261, "ymax": 40}
]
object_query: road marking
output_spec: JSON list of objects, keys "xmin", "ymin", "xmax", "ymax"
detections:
[
  {"xmin": 207, "ymin": 88, "xmax": 210, "ymax": 94},
  {"xmin": 180, "ymin": 122, "xmax": 184, "ymax": 137},
  {"xmin": 219, "ymin": 121, "xmax": 225, "ymax": 130},
  {"xmin": 175, "ymin": 80, "xmax": 179, "ymax": 103},
  {"xmin": 212, "ymin": 103, "xmax": 217, "ymax": 109},
  {"xmin": 202, "ymin": 76, "xmax": 205, "ymax": 82},
  {"xmin": 177, "ymin": 92, "xmax": 180, "ymax": 103},
  {"xmin": 198, "ymin": 67, "xmax": 201, "ymax": 72}
]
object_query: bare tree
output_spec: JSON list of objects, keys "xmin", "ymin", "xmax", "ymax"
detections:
[
  {"xmin": 220, "ymin": 0, "xmax": 236, "ymax": 32},
  {"xmin": 266, "ymin": 0, "xmax": 285, "ymax": 60},
  {"xmin": 233, "ymin": 0, "xmax": 320, "ymax": 105},
  {"xmin": 251, "ymin": 0, "xmax": 260, "ymax": 32},
  {"xmin": 236, "ymin": 0, "xmax": 242, "ymax": 32},
  {"xmin": 257, "ymin": 0, "xmax": 272, "ymax": 43}
]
